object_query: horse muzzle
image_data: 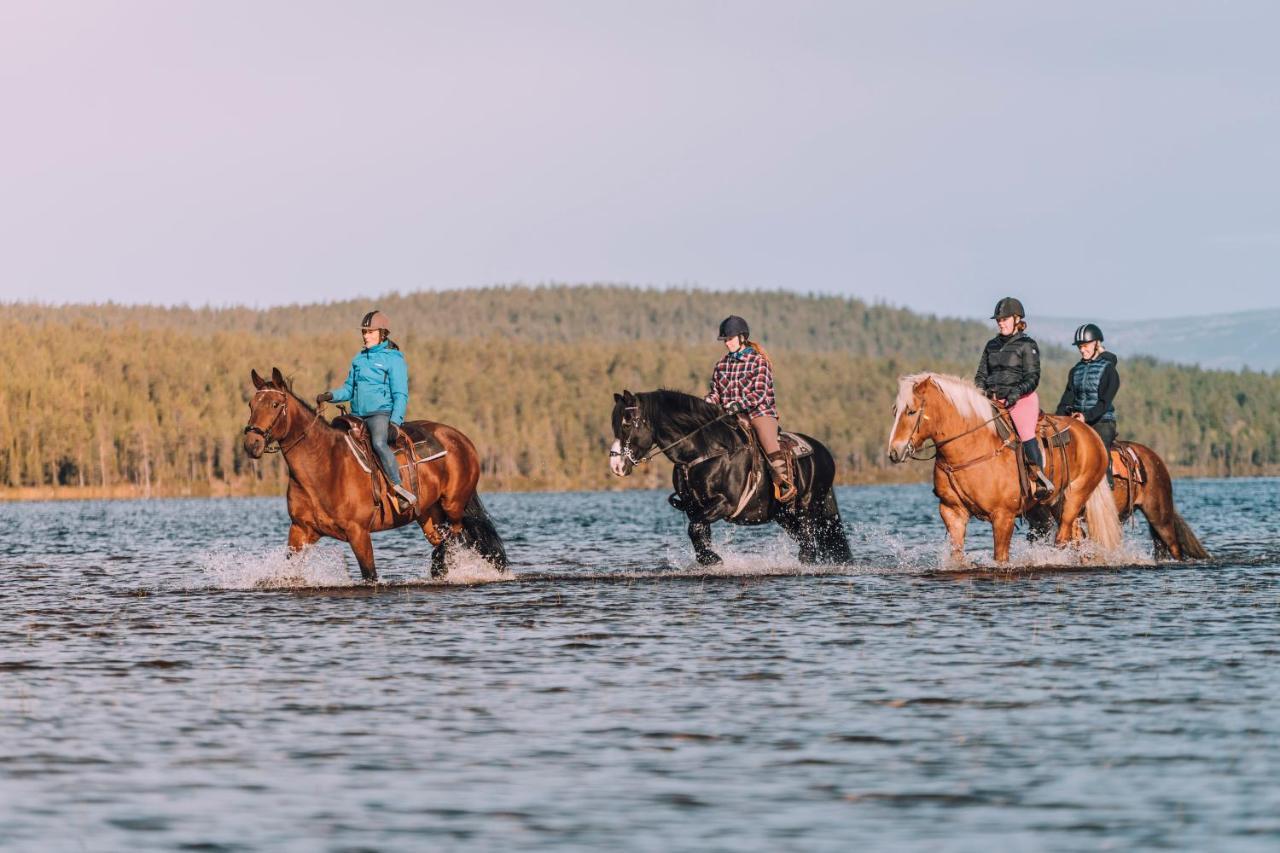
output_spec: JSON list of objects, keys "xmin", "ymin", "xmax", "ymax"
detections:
[
  {"xmin": 887, "ymin": 442, "xmax": 910, "ymax": 464},
  {"xmin": 243, "ymin": 432, "xmax": 266, "ymax": 459}
]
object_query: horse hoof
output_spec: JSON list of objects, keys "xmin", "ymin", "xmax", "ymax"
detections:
[{"xmin": 695, "ymin": 552, "xmax": 723, "ymax": 567}]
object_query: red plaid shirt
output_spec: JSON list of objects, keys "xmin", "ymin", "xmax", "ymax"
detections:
[{"xmin": 705, "ymin": 348, "xmax": 778, "ymax": 418}]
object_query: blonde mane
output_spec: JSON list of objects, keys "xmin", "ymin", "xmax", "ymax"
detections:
[{"xmin": 894, "ymin": 372, "xmax": 997, "ymax": 435}]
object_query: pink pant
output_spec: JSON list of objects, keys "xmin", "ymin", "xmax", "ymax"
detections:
[{"xmin": 1006, "ymin": 392, "xmax": 1040, "ymax": 441}]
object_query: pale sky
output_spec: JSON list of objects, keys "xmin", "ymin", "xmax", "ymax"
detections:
[{"xmin": 1, "ymin": 1, "xmax": 1277, "ymax": 319}]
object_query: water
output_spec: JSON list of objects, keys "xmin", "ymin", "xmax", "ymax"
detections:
[{"xmin": 2, "ymin": 480, "xmax": 1278, "ymax": 851}]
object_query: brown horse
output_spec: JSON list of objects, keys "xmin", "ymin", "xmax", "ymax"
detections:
[
  {"xmin": 242, "ymin": 367, "xmax": 507, "ymax": 581},
  {"xmin": 887, "ymin": 373, "xmax": 1122, "ymax": 564},
  {"xmin": 1109, "ymin": 440, "xmax": 1209, "ymax": 560}
]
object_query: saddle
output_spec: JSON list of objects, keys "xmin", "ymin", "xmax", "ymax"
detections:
[
  {"xmin": 733, "ymin": 413, "xmax": 811, "ymax": 499},
  {"xmin": 1110, "ymin": 441, "xmax": 1144, "ymax": 483},
  {"xmin": 331, "ymin": 415, "xmax": 448, "ymax": 518}
]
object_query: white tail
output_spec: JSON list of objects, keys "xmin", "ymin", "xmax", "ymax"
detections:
[{"xmin": 1084, "ymin": 481, "xmax": 1123, "ymax": 553}]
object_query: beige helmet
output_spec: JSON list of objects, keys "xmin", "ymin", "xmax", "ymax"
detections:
[{"xmin": 360, "ymin": 310, "xmax": 390, "ymax": 332}]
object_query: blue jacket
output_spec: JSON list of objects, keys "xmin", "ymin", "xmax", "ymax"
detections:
[{"xmin": 328, "ymin": 342, "xmax": 409, "ymax": 424}]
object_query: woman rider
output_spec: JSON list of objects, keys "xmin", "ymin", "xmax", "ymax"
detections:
[
  {"xmin": 316, "ymin": 310, "xmax": 417, "ymax": 508},
  {"xmin": 975, "ymin": 297, "xmax": 1055, "ymax": 500},
  {"xmin": 1055, "ymin": 323, "xmax": 1120, "ymax": 485},
  {"xmin": 704, "ymin": 315, "xmax": 797, "ymax": 502}
]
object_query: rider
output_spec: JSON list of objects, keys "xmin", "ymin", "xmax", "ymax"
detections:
[
  {"xmin": 316, "ymin": 310, "xmax": 417, "ymax": 508},
  {"xmin": 975, "ymin": 297, "xmax": 1054, "ymax": 500},
  {"xmin": 704, "ymin": 315, "xmax": 798, "ymax": 502},
  {"xmin": 1055, "ymin": 323, "xmax": 1120, "ymax": 486}
]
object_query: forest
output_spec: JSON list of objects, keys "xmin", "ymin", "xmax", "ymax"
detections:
[{"xmin": 2, "ymin": 285, "xmax": 1277, "ymax": 498}]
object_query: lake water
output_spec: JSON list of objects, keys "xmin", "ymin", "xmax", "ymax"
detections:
[{"xmin": 1, "ymin": 480, "xmax": 1278, "ymax": 851}]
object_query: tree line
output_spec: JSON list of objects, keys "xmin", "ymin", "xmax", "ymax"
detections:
[{"xmin": 2, "ymin": 286, "xmax": 1276, "ymax": 498}]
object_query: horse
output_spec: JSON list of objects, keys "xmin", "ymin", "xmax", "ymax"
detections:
[
  {"xmin": 886, "ymin": 373, "xmax": 1123, "ymax": 564},
  {"xmin": 242, "ymin": 367, "xmax": 507, "ymax": 581},
  {"xmin": 1108, "ymin": 440, "xmax": 1209, "ymax": 560},
  {"xmin": 609, "ymin": 389, "xmax": 852, "ymax": 566}
]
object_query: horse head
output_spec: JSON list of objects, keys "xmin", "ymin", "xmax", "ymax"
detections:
[
  {"xmin": 887, "ymin": 376, "xmax": 936, "ymax": 463},
  {"xmin": 243, "ymin": 367, "xmax": 295, "ymax": 458},
  {"xmin": 609, "ymin": 390, "xmax": 655, "ymax": 477}
]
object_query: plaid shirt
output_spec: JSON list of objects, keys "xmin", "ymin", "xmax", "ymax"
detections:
[{"xmin": 705, "ymin": 348, "xmax": 778, "ymax": 418}]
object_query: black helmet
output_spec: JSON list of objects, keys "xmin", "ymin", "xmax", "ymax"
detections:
[
  {"xmin": 991, "ymin": 297, "xmax": 1025, "ymax": 319},
  {"xmin": 717, "ymin": 315, "xmax": 750, "ymax": 341},
  {"xmin": 1073, "ymin": 323, "xmax": 1104, "ymax": 346}
]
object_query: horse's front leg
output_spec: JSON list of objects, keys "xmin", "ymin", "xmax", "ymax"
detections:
[
  {"xmin": 938, "ymin": 502, "xmax": 970, "ymax": 565},
  {"xmin": 345, "ymin": 525, "xmax": 378, "ymax": 582},
  {"xmin": 287, "ymin": 523, "xmax": 320, "ymax": 554},
  {"xmin": 687, "ymin": 520, "xmax": 721, "ymax": 566}
]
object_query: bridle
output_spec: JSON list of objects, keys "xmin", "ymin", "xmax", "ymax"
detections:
[
  {"xmin": 895, "ymin": 395, "xmax": 1008, "ymax": 463},
  {"xmin": 610, "ymin": 402, "xmax": 734, "ymax": 468},
  {"xmin": 243, "ymin": 389, "xmax": 321, "ymax": 454}
]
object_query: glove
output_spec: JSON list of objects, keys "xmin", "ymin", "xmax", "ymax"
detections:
[
  {"xmin": 724, "ymin": 400, "xmax": 743, "ymax": 414},
  {"xmin": 1004, "ymin": 392, "xmax": 1021, "ymax": 408},
  {"xmin": 316, "ymin": 391, "xmax": 334, "ymax": 405}
]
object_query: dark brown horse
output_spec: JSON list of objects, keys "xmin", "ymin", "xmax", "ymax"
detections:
[
  {"xmin": 1109, "ymin": 439, "xmax": 1209, "ymax": 560},
  {"xmin": 887, "ymin": 373, "xmax": 1123, "ymax": 564},
  {"xmin": 242, "ymin": 367, "xmax": 507, "ymax": 581}
]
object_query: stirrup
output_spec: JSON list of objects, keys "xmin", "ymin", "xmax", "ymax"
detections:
[
  {"xmin": 772, "ymin": 480, "xmax": 798, "ymax": 503},
  {"xmin": 392, "ymin": 484, "xmax": 418, "ymax": 508}
]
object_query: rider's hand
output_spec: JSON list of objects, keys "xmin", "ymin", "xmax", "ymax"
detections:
[
  {"xmin": 1004, "ymin": 392, "xmax": 1020, "ymax": 408},
  {"xmin": 724, "ymin": 400, "xmax": 743, "ymax": 414},
  {"xmin": 316, "ymin": 391, "xmax": 334, "ymax": 405},
  {"xmin": 1071, "ymin": 412, "xmax": 1085, "ymax": 422}
]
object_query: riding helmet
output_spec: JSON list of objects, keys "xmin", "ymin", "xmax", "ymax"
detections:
[
  {"xmin": 1073, "ymin": 323, "xmax": 1104, "ymax": 345},
  {"xmin": 361, "ymin": 310, "xmax": 391, "ymax": 332},
  {"xmin": 717, "ymin": 315, "xmax": 750, "ymax": 341},
  {"xmin": 991, "ymin": 297, "xmax": 1025, "ymax": 320}
]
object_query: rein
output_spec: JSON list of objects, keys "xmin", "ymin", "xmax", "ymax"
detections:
[
  {"xmin": 902, "ymin": 398, "xmax": 1008, "ymax": 462},
  {"xmin": 244, "ymin": 389, "xmax": 323, "ymax": 454},
  {"xmin": 611, "ymin": 404, "xmax": 736, "ymax": 468}
]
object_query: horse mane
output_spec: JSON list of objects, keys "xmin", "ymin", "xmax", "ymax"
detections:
[
  {"xmin": 896, "ymin": 372, "xmax": 996, "ymax": 434},
  {"xmin": 639, "ymin": 389, "xmax": 739, "ymax": 445},
  {"xmin": 264, "ymin": 371, "xmax": 320, "ymax": 418}
]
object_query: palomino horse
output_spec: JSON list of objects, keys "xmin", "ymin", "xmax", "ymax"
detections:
[
  {"xmin": 886, "ymin": 373, "xmax": 1122, "ymax": 563},
  {"xmin": 609, "ymin": 389, "xmax": 851, "ymax": 565},
  {"xmin": 242, "ymin": 368, "xmax": 507, "ymax": 581},
  {"xmin": 1110, "ymin": 440, "xmax": 1209, "ymax": 560}
]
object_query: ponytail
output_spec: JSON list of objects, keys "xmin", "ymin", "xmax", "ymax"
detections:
[{"xmin": 743, "ymin": 338, "xmax": 771, "ymax": 367}]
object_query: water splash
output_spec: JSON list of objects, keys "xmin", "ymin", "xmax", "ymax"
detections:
[{"xmin": 197, "ymin": 543, "xmax": 356, "ymax": 590}]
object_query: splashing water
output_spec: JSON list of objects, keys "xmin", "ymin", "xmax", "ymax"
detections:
[{"xmin": 197, "ymin": 542, "xmax": 356, "ymax": 590}]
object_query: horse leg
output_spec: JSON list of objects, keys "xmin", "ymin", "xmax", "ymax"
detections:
[
  {"xmin": 775, "ymin": 511, "xmax": 816, "ymax": 564},
  {"xmin": 1141, "ymin": 508, "xmax": 1180, "ymax": 560},
  {"xmin": 419, "ymin": 505, "xmax": 452, "ymax": 578},
  {"xmin": 345, "ymin": 526, "xmax": 378, "ymax": 582},
  {"xmin": 287, "ymin": 523, "xmax": 320, "ymax": 554},
  {"xmin": 939, "ymin": 503, "xmax": 970, "ymax": 565},
  {"xmin": 1053, "ymin": 489, "xmax": 1089, "ymax": 549},
  {"xmin": 991, "ymin": 511, "xmax": 1016, "ymax": 564},
  {"xmin": 688, "ymin": 521, "xmax": 721, "ymax": 566}
]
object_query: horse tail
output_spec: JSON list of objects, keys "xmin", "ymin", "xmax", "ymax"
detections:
[
  {"xmin": 462, "ymin": 494, "xmax": 509, "ymax": 570},
  {"xmin": 1172, "ymin": 512, "xmax": 1210, "ymax": 560},
  {"xmin": 1083, "ymin": 480, "xmax": 1124, "ymax": 554}
]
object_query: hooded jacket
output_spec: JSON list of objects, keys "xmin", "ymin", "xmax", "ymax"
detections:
[
  {"xmin": 328, "ymin": 341, "xmax": 409, "ymax": 424},
  {"xmin": 1055, "ymin": 351, "xmax": 1119, "ymax": 424}
]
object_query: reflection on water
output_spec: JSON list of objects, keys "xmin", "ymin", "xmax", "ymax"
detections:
[{"xmin": 1, "ymin": 480, "xmax": 1278, "ymax": 850}]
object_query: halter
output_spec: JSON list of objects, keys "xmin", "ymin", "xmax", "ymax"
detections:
[{"xmin": 243, "ymin": 389, "xmax": 322, "ymax": 454}]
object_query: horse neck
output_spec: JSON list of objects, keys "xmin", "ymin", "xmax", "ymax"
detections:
[
  {"xmin": 278, "ymin": 398, "xmax": 337, "ymax": 462},
  {"xmin": 651, "ymin": 403, "xmax": 734, "ymax": 464},
  {"xmin": 926, "ymin": 394, "xmax": 1002, "ymax": 463}
]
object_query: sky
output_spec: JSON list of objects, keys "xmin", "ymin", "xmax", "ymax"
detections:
[{"xmin": 1, "ymin": 1, "xmax": 1277, "ymax": 320}]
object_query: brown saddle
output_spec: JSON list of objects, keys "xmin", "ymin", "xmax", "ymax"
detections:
[
  {"xmin": 1110, "ymin": 442, "xmax": 1144, "ymax": 483},
  {"xmin": 330, "ymin": 415, "xmax": 447, "ymax": 518},
  {"xmin": 993, "ymin": 408, "xmax": 1073, "ymax": 508}
]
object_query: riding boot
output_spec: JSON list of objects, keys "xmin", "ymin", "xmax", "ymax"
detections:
[
  {"xmin": 767, "ymin": 451, "xmax": 798, "ymax": 503},
  {"xmin": 1021, "ymin": 438, "xmax": 1053, "ymax": 500}
]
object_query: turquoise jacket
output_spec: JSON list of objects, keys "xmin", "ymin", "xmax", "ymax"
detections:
[{"xmin": 328, "ymin": 342, "xmax": 409, "ymax": 424}]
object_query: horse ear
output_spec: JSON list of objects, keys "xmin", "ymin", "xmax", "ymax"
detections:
[
  {"xmin": 622, "ymin": 390, "xmax": 635, "ymax": 404},
  {"xmin": 251, "ymin": 369, "xmax": 267, "ymax": 390},
  {"xmin": 613, "ymin": 393, "xmax": 624, "ymax": 404},
  {"xmin": 271, "ymin": 367, "xmax": 286, "ymax": 389}
]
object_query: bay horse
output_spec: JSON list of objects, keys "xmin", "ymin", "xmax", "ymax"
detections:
[
  {"xmin": 242, "ymin": 368, "xmax": 507, "ymax": 581},
  {"xmin": 609, "ymin": 389, "xmax": 852, "ymax": 566},
  {"xmin": 886, "ymin": 373, "xmax": 1122, "ymax": 564},
  {"xmin": 1109, "ymin": 440, "xmax": 1209, "ymax": 560}
]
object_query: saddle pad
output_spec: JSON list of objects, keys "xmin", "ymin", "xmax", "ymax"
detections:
[
  {"xmin": 779, "ymin": 432, "xmax": 813, "ymax": 458},
  {"xmin": 1110, "ymin": 446, "xmax": 1143, "ymax": 483}
]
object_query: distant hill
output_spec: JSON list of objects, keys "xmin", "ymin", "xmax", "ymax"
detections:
[
  {"xmin": 2, "ymin": 285, "xmax": 1278, "ymax": 498},
  {"xmin": 1035, "ymin": 310, "xmax": 1280, "ymax": 372}
]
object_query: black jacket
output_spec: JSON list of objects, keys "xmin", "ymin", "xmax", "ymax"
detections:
[
  {"xmin": 1055, "ymin": 351, "xmax": 1120, "ymax": 424},
  {"xmin": 974, "ymin": 333, "xmax": 1041, "ymax": 402}
]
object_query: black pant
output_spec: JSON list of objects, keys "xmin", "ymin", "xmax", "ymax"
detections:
[{"xmin": 1092, "ymin": 420, "xmax": 1117, "ymax": 486}]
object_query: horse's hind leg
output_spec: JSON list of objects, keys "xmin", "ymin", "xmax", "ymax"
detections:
[
  {"xmin": 1143, "ymin": 510, "xmax": 1180, "ymax": 560},
  {"xmin": 345, "ymin": 526, "xmax": 378, "ymax": 582},
  {"xmin": 689, "ymin": 521, "xmax": 721, "ymax": 566},
  {"xmin": 776, "ymin": 511, "xmax": 816, "ymax": 564},
  {"xmin": 419, "ymin": 505, "xmax": 451, "ymax": 578}
]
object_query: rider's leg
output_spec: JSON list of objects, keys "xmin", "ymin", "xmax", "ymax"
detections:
[
  {"xmin": 1093, "ymin": 421, "xmax": 1117, "ymax": 487},
  {"xmin": 367, "ymin": 413, "xmax": 416, "ymax": 504},
  {"xmin": 1009, "ymin": 393, "xmax": 1053, "ymax": 496},
  {"xmin": 751, "ymin": 414, "xmax": 797, "ymax": 502}
]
